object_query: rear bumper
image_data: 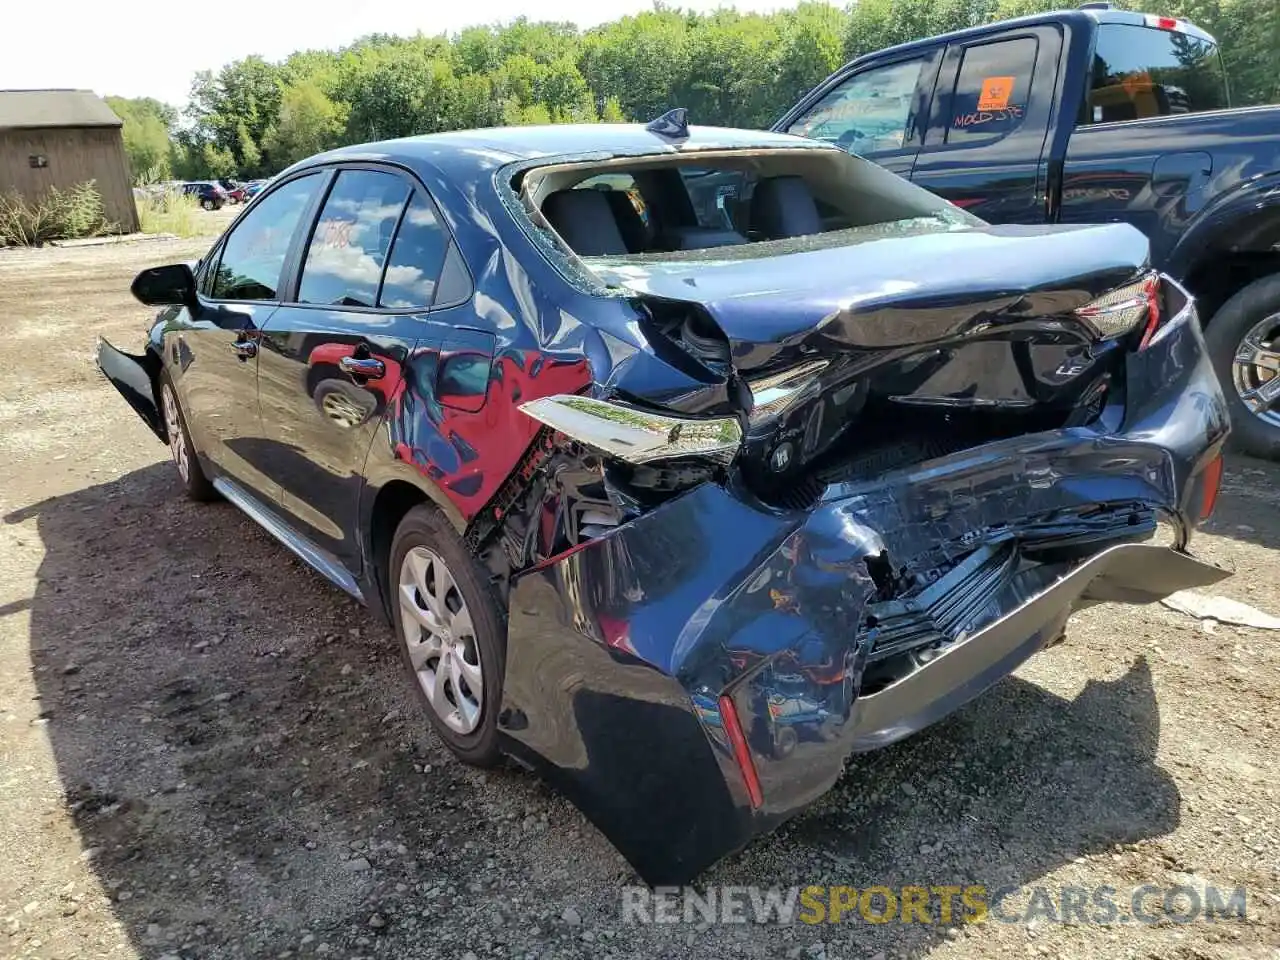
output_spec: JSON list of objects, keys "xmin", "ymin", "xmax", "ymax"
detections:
[
  {"xmin": 843, "ymin": 543, "xmax": 1224, "ymax": 752},
  {"xmin": 499, "ymin": 300, "xmax": 1230, "ymax": 884},
  {"xmin": 96, "ymin": 338, "xmax": 165, "ymax": 441}
]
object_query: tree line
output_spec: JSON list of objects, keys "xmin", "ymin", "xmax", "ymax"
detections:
[{"xmin": 107, "ymin": 0, "xmax": 1278, "ymax": 184}]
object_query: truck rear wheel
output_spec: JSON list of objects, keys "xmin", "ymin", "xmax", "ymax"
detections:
[{"xmin": 1205, "ymin": 274, "xmax": 1280, "ymax": 460}]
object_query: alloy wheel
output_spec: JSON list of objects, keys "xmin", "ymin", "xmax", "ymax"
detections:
[
  {"xmin": 161, "ymin": 383, "xmax": 191, "ymax": 483},
  {"xmin": 1231, "ymin": 312, "xmax": 1280, "ymax": 428},
  {"xmin": 398, "ymin": 546, "xmax": 483, "ymax": 734}
]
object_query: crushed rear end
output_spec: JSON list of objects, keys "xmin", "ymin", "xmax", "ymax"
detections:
[{"xmin": 489, "ymin": 199, "xmax": 1229, "ymax": 884}]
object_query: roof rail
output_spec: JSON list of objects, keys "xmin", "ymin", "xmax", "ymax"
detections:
[{"xmin": 1078, "ymin": 2, "xmax": 1115, "ymax": 8}]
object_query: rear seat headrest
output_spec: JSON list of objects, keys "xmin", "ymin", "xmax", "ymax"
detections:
[
  {"xmin": 750, "ymin": 176, "xmax": 823, "ymax": 240},
  {"xmin": 542, "ymin": 189, "xmax": 628, "ymax": 257}
]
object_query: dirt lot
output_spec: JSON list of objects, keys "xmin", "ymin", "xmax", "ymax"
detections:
[{"xmin": 0, "ymin": 238, "xmax": 1277, "ymax": 960}]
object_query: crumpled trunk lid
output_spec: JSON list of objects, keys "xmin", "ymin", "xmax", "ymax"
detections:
[
  {"xmin": 605, "ymin": 221, "xmax": 1150, "ymax": 371},
  {"xmin": 597, "ymin": 220, "xmax": 1152, "ymax": 500}
]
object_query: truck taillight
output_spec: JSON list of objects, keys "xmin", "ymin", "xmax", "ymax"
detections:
[{"xmin": 1073, "ymin": 273, "xmax": 1163, "ymax": 349}]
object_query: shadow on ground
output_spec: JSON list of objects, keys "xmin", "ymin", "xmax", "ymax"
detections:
[{"xmin": 7, "ymin": 464, "xmax": 1182, "ymax": 958}]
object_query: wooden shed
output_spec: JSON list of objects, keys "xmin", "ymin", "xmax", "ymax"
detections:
[{"xmin": 0, "ymin": 89, "xmax": 139, "ymax": 233}]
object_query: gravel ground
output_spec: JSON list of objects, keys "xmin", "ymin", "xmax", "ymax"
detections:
[{"xmin": 0, "ymin": 238, "xmax": 1277, "ymax": 960}]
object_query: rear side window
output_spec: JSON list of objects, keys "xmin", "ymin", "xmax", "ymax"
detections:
[
  {"xmin": 210, "ymin": 173, "xmax": 320, "ymax": 301},
  {"xmin": 947, "ymin": 37, "xmax": 1038, "ymax": 144},
  {"xmin": 1088, "ymin": 24, "xmax": 1228, "ymax": 122},
  {"xmin": 378, "ymin": 192, "xmax": 449, "ymax": 309},
  {"xmin": 787, "ymin": 58, "xmax": 927, "ymax": 153},
  {"xmin": 298, "ymin": 169, "xmax": 410, "ymax": 308}
]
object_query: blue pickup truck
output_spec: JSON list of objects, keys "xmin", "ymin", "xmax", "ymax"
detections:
[{"xmin": 776, "ymin": 5, "xmax": 1280, "ymax": 457}]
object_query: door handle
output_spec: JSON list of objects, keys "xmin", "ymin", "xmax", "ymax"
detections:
[
  {"xmin": 339, "ymin": 356, "xmax": 385, "ymax": 378},
  {"xmin": 231, "ymin": 338, "xmax": 258, "ymax": 360}
]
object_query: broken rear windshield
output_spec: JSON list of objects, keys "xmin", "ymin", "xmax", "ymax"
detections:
[{"xmin": 516, "ymin": 147, "xmax": 983, "ymax": 285}]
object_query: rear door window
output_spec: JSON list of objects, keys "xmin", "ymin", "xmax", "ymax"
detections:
[
  {"xmin": 298, "ymin": 169, "xmax": 411, "ymax": 308},
  {"xmin": 946, "ymin": 37, "xmax": 1038, "ymax": 144},
  {"xmin": 787, "ymin": 58, "xmax": 929, "ymax": 153},
  {"xmin": 1087, "ymin": 23, "xmax": 1228, "ymax": 122},
  {"xmin": 377, "ymin": 191, "xmax": 450, "ymax": 310}
]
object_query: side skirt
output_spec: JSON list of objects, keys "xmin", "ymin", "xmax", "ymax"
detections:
[{"xmin": 211, "ymin": 476, "xmax": 365, "ymax": 604}]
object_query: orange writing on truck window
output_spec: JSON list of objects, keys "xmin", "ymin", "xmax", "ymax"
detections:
[{"xmin": 977, "ymin": 76, "xmax": 1015, "ymax": 111}]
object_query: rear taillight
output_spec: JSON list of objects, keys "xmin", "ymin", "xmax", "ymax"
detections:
[
  {"xmin": 1074, "ymin": 273, "xmax": 1163, "ymax": 349},
  {"xmin": 519, "ymin": 394, "xmax": 742, "ymax": 465},
  {"xmin": 1145, "ymin": 14, "xmax": 1183, "ymax": 30}
]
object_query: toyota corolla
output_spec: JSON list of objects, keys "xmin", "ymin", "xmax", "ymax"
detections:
[{"xmin": 98, "ymin": 114, "xmax": 1229, "ymax": 884}]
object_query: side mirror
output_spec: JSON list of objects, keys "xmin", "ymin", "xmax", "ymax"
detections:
[{"xmin": 131, "ymin": 263, "xmax": 197, "ymax": 308}]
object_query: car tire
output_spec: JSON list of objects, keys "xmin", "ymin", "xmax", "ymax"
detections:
[
  {"xmin": 1204, "ymin": 274, "xmax": 1280, "ymax": 460},
  {"xmin": 159, "ymin": 373, "xmax": 217, "ymax": 501},
  {"xmin": 201, "ymin": 199, "xmax": 214, "ymax": 211},
  {"xmin": 389, "ymin": 505, "xmax": 506, "ymax": 767}
]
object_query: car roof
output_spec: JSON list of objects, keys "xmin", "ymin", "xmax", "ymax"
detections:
[
  {"xmin": 842, "ymin": 7, "xmax": 1215, "ymax": 66},
  {"xmin": 292, "ymin": 123, "xmax": 833, "ymax": 183}
]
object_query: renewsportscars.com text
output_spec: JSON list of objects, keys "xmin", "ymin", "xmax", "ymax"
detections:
[{"xmin": 621, "ymin": 884, "xmax": 1248, "ymax": 926}]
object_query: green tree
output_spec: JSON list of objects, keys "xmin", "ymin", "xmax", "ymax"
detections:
[
  {"xmin": 105, "ymin": 96, "xmax": 176, "ymax": 182},
  {"xmin": 264, "ymin": 82, "xmax": 349, "ymax": 168},
  {"xmin": 775, "ymin": 3, "xmax": 850, "ymax": 108},
  {"xmin": 579, "ymin": 9, "xmax": 692, "ymax": 124},
  {"xmin": 185, "ymin": 56, "xmax": 282, "ymax": 170},
  {"xmin": 138, "ymin": 0, "xmax": 1280, "ymax": 175},
  {"xmin": 341, "ymin": 39, "xmax": 459, "ymax": 141},
  {"xmin": 846, "ymin": 0, "xmax": 996, "ymax": 60}
]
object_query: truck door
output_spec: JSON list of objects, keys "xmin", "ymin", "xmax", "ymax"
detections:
[
  {"xmin": 1057, "ymin": 20, "xmax": 1226, "ymax": 265},
  {"xmin": 775, "ymin": 49, "xmax": 943, "ymax": 179},
  {"xmin": 911, "ymin": 25, "xmax": 1062, "ymax": 223}
]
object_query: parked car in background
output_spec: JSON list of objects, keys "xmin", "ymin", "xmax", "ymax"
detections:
[
  {"xmin": 182, "ymin": 181, "xmax": 228, "ymax": 211},
  {"xmin": 216, "ymin": 178, "xmax": 249, "ymax": 203},
  {"xmin": 243, "ymin": 179, "xmax": 270, "ymax": 200},
  {"xmin": 98, "ymin": 120, "xmax": 1228, "ymax": 884},
  {"xmin": 776, "ymin": 6, "xmax": 1280, "ymax": 457}
]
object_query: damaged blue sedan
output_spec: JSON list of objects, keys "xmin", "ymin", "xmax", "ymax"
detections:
[{"xmin": 98, "ymin": 115, "xmax": 1230, "ymax": 884}]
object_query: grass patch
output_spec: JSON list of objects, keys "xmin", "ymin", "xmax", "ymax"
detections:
[
  {"xmin": 0, "ymin": 181, "xmax": 113, "ymax": 246},
  {"xmin": 136, "ymin": 189, "xmax": 207, "ymax": 238}
]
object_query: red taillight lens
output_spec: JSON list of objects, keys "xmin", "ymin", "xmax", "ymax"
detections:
[
  {"xmin": 718, "ymin": 694, "xmax": 763, "ymax": 809},
  {"xmin": 1136, "ymin": 274, "xmax": 1162, "ymax": 350},
  {"xmin": 1199, "ymin": 453, "xmax": 1224, "ymax": 522},
  {"xmin": 1156, "ymin": 16, "xmax": 1178, "ymax": 29},
  {"xmin": 1074, "ymin": 272, "xmax": 1164, "ymax": 349}
]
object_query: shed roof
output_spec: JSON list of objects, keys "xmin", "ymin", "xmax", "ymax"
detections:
[{"xmin": 0, "ymin": 90, "xmax": 123, "ymax": 131}]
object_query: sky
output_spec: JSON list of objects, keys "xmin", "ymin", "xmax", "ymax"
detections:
[{"xmin": 4, "ymin": 0, "xmax": 804, "ymax": 108}]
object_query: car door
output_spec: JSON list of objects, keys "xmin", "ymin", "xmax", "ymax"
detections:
[
  {"xmin": 910, "ymin": 26, "xmax": 1062, "ymax": 223},
  {"xmin": 175, "ymin": 172, "xmax": 325, "ymax": 496},
  {"xmin": 255, "ymin": 165, "xmax": 458, "ymax": 572},
  {"xmin": 775, "ymin": 50, "xmax": 943, "ymax": 179}
]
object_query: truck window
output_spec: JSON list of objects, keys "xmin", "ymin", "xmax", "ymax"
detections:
[
  {"xmin": 787, "ymin": 58, "xmax": 927, "ymax": 154},
  {"xmin": 947, "ymin": 37, "xmax": 1038, "ymax": 144},
  {"xmin": 1087, "ymin": 24, "xmax": 1228, "ymax": 122}
]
